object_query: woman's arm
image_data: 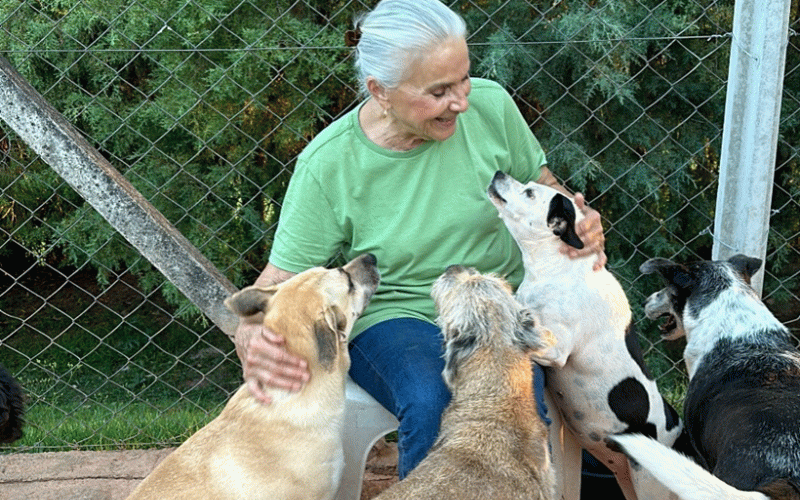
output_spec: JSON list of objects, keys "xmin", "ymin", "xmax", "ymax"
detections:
[{"xmin": 234, "ymin": 263, "xmax": 310, "ymax": 405}]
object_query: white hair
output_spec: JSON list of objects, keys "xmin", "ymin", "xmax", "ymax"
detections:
[{"xmin": 353, "ymin": 0, "xmax": 467, "ymax": 96}]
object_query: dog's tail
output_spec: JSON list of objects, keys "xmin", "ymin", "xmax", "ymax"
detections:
[{"xmin": 611, "ymin": 434, "xmax": 768, "ymax": 500}]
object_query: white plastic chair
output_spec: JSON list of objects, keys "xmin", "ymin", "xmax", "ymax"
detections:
[
  {"xmin": 546, "ymin": 388, "xmax": 582, "ymax": 500},
  {"xmin": 333, "ymin": 380, "xmax": 579, "ymax": 500},
  {"xmin": 334, "ymin": 377, "xmax": 400, "ymax": 500}
]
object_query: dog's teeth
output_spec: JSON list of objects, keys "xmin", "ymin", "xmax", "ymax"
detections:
[{"xmin": 657, "ymin": 315, "xmax": 676, "ymax": 334}]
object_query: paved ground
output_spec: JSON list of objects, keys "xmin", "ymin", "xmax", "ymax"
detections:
[{"xmin": 0, "ymin": 440, "xmax": 398, "ymax": 500}]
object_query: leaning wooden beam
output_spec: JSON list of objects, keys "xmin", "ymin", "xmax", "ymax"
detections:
[
  {"xmin": 0, "ymin": 56, "xmax": 403, "ymax": 500},
  {"xmin": 0, "ymin": 56, "xmax": 239, "ymax": 338}
]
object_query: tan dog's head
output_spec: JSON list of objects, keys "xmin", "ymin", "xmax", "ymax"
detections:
[
  {"xmin": 431, "ymin": 265, "xmax": 556, "ymax": 389},
  {"xmin": 225, "ymin": 254, "xmax": 380, "ymax": 373}
]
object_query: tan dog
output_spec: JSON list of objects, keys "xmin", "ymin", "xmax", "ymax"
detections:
[
  {"xmin": 376, "ymin": 265, "xmax": 556, "ymax": 500},
  {"xmin": 126, "ymin": 253, "xmax": 380, "ymax": 500}
]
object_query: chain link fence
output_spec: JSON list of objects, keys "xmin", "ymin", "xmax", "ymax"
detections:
[{"xmin": 0, "ymin": 0, "xmax": 798, "ymax": 452}]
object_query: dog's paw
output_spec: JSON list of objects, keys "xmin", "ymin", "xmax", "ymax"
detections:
[{"xmin": 529, "ymin": 337, "xmax": 566, "ymax": 368}]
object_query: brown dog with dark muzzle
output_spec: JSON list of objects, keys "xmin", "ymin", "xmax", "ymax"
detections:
[{"xmin": 126, "ymin": 253, "xmax": 379, "ymax": 500}]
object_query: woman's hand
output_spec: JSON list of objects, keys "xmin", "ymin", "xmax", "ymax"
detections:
[
  {"xmin": 231, "ymin": 263, "xmax": 305, "ymax": 404},
  {"xmin": 561, "ymin": 192, "xmax": 607, "ymax": 270},
  {"xmin": 238, "ymin": 320, "xmax": 310, "ymax": 405}
]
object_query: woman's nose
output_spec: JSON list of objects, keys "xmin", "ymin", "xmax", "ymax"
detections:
[{"xmin": 450, "ymin": 83, "xmax": 470, "ymax": 112}]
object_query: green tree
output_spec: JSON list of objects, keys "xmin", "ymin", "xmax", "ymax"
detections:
[
  {"xmin": 1, "ymin": 0, "xmax": 362, "ymax": 316},
  {"xmin": 1, "ymin": 0, "xmax": 797, "ymax": 335}
]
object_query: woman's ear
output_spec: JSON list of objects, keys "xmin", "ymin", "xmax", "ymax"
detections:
[{"xmin": 366, "ymin": 77, "xmax": 390, "ymax": 110}]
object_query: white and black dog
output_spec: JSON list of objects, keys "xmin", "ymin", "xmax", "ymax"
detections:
[
  {"xmin": 612, "ymin": 255, "xmax": 800, "ymax": 500},
  {"xmin": 487, "ymin": 171, "xmax": 681, "ymax": 500}
]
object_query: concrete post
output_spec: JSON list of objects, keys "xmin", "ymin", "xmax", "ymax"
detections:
[
  {"xmin": 0, "ymin": 56, "xmax": 240, "ymax": 337},
  {"xmin": 712, "ymin": 0, "xmax": 792, "ymax": 296}
]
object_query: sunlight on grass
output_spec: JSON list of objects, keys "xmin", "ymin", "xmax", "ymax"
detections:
[{"xmin": 12, "ymin": 401, "xmax": 223, "ymax": 452}]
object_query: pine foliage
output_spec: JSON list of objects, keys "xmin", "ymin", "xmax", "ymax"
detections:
[{"xmin": 0, "ymin": 0, "xmax": 798, "ymax": 329}]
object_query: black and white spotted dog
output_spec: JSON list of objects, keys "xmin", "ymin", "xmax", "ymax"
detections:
[
  {"xmin": 0, "ymin": 364, "xmax": 24, "ymax": 443},
  {"xmin": 487, "ymin": 171, "xmax": 681, "ymax": 500},
  {"xmin": 613, "ymin": 255, "xmax": 800, "ymax": 500}
]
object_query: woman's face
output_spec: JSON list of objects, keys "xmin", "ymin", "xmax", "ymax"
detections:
[{"xmin": 385, "ymin": 37, "xmax": 471, "ymax": 144}]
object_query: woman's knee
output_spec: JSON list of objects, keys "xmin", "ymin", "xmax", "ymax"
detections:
[{"xmin": 395, "ymin": 378, "xmax": 450, "ymax": 425}]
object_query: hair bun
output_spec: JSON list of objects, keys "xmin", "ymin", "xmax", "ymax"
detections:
[{"xmin": 344, "ymin": 27, "xmax": 362, "ymax": 47}]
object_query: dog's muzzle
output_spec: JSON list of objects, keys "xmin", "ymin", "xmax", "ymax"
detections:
[
  {"xmin": 487, "ymin": 171, "xmax": 509, "ymax": 204},
  {"xmin": 487, "ymin": 183, "xmax": 506, "ymax": 204},
  {"xmin": 643, "ymin": 289, "xmax": 682, "ymax": 339}
]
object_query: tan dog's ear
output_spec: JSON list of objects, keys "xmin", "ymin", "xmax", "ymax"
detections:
[
  {"xmin": 442, "ymin": 328, "xmax": 478, "ymax": 390},
  {"xmin": 314, "ymin": 305, "xmax": 349, "ymax": 371},
  {"xmin": 224, "ymin": 286, "xmax": 278, "ymax": 317},
  {"xmin": 323, "ymin": 305, "xmax": 349, "ymax": 343},
  {"xmin": 315, "ymin": 320, "xmax": 337, "ymax": 372}
]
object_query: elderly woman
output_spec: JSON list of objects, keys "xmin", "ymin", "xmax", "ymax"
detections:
[{"xmin": 235, "ymin": 0, "xmax": 607, "ymax": 483}]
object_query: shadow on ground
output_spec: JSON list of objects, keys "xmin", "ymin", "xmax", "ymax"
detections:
[{"xmin": 0, "ymin": 439, "xmax": 398, "ymax": 499}]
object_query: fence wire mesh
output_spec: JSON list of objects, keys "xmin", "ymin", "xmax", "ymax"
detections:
[{"xmin": 0, "ymin": 0, "xmax": 798, "ymax": 452}]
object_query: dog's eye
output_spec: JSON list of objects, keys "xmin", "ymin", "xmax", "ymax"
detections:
[
  {"xmin": 524, "ymin": 188, "xmax": 534, "ymax": 198},
  {"xmin": 338, "ymin": 268, "xmax": 356, "ymax": 293}
]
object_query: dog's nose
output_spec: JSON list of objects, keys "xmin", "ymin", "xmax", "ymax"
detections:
[
  {"xmin": 445, "ymin": 264, "xmax": 467, "ymax": 275},
  {"xmin": 492, "ymin": 170, "xmax": 507, "ymax": 182},
  {"xmin": 362, "ymin": 253, "xmax": 377, "ymax": 267}
]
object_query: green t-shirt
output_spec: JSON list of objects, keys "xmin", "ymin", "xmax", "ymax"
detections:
[{"xmin": 269, "ymin": 78, "xmax": 546, "ymax": 338}]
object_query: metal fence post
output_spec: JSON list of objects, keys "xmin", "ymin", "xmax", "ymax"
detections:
[{"xmin": 713, "ymin": 0, "xmax": 792, "ymax": 295}]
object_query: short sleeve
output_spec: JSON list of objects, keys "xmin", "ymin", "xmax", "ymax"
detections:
[
  {"xmin": 499, "ymin": 87, "xmax": 547, "ymax": 183},
  {"xmin": 268, "ymin": 160, "xmax": 344, "ymax": 273}
]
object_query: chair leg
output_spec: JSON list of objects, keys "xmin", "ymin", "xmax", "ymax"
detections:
[
  {"xmin": 546, "ymin": 388, "xmax": 582, "ymax": 500},
  {"xmin": 334, "ymin": 377, "xmax": 399, "ymax": 500}
]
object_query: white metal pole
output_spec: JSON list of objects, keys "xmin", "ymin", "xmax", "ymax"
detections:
[{"xmin": 712, "ymin": 0, "xmax": 792, "ymax": 296}]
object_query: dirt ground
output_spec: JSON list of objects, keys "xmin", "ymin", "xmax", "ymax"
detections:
[{"xmin": 0, "ymin": 439, "xmax": 398, "ymax": 500}]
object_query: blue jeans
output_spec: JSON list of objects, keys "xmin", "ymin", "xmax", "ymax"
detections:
[{"xmin": 348, "ymin": 317, "xmax": 549, "ymax": 479}]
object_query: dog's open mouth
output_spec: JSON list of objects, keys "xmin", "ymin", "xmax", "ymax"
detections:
[
  {"xmin": 644, "ymin": 289, "xmax": 684, "ymax": 340},
  {"xmin": 655, "ymin": 313, "xmax": 681, "ymax": 339}
]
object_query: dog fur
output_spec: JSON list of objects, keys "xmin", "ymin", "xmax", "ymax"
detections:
[
  {"xmin": 487, "ymin": 170, "xmax": 681, "ymax": 500},
  {"xmin": 0, "ymin": 364, "xmax": 24, "ymax": 443},
  {"xmin": 612, "ymin": 255, "xmax": 800, "ymax": 500},
  {"xmin": 375, "ymin": 265, "xmax": 556, "ymax": 500},
  {"xmin": 126, "ymin": 253, "xmax": 380, "ymax": 500}
]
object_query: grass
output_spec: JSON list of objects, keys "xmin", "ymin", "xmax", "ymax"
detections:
[
  {"xmin": 0, "ymin": 266, "xmax": 241, "ymax": 454},
  {"xmin": 13, "ymin": 400, "xmax": 220, "ymax": 452},
  {"xmin": 1, "ymin": 333, "xmax": 239, "ymax": 453},
  {"xmin": 0, "ymin": 260, "xmax": 696, "ymax": 455}
]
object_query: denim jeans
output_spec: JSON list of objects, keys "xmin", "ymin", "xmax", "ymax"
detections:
[{"xmin": 348, "ymin": 317, "xmax": 549, "ymax": 479}]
